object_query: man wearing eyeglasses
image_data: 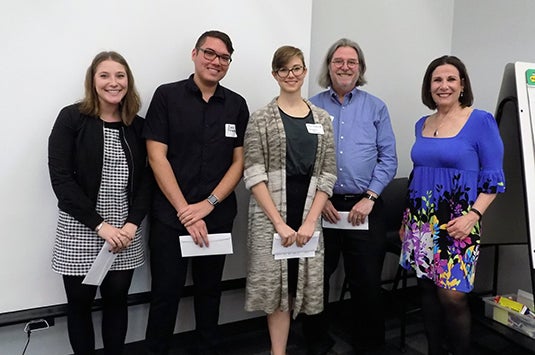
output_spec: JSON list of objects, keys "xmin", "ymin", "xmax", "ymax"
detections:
[
  {"xmin": 303, "ymin": 38, "xmax": 397, "ymax": 355},
  {"xmin": 143, "ymin": 30, "xmax": 249, "ymax": 355}
]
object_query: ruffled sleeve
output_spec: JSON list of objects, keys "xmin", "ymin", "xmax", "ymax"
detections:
[
  {"xmin": 476, "ymin": 110, "xmax": 506, "ymax": 194},
  {"xmin": 478, "ymin": 169, "xmax": 505, "ymax": 194}
]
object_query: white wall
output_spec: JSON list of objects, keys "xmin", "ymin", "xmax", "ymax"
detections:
[
  {"xmin": 309, "ymin": 0, "xmax": 455, "ymax": 177},
  {"xmin": 451, "ymin": 0, "xmax": 535, "ymax": 113},
  {"xmin": 0, "ymin": 0, "xmax": 314, "ymax": 315},
  {"xmin": 309, "ymin": 0, "xmax": 535, "ymax": 296},
  {"xmin": 308, "ymin": 0, "xmax": 455, "ymax": 294},
  {"xmin": 0, "ymin": 1, "xmax": 310, "ymax": 354},
  {"xmin": 2, "ymin": 0, "xmax": 534, "ymax": 353}
]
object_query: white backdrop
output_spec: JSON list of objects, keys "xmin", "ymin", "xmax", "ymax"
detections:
[{"xmin": 0, "ymin": 0, "xmax": 312, "ymax": 314}]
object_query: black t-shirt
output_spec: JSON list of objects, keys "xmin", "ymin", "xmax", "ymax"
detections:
[
  {"xmin": 279, "ymin": 108, "xmax": 317, "ymax": 177},
  {"xmin": 143, "ymin": 75, "xmax": 249, "ymax": 231}
]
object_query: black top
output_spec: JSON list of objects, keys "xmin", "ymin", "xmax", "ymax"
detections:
[
  {"xmin": 279, "ymin": 108, "xmax": 317, "ymax": 177},
  {"xmin": 48, "ymin": 104, "xmax": 153, "ymax": 230},
  {"xmin": 143, "ymin": 74, "xmax": 249, "ymax": 231}
]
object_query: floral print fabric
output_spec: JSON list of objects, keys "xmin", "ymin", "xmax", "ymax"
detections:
[{"xmin": 400, "ymin": 109, "xmax": 505, "ymax": 293}]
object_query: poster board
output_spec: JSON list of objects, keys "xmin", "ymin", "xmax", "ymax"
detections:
[
  {"xmin": 484, "ymin": 62, "xmax": 535, "ymax": 295},
  {"xmin": 514, "ymin": 62, "xmax": 535, "ymax": 272}
]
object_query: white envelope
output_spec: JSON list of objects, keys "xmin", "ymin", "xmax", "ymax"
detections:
[
  {"xmin": 82, "ymin": 242, "xmax": 118, "ymax": 286},
  {"xmin": 271, "ymin": 231, "xmax": 320, "ymax": 260},
  {"xmin": 321, "ymin": 211, "xmax": 369, "ymax": 230},
  {"xmin": 179, "ymin": 233, "xmax": 233, "ymax": 257}
]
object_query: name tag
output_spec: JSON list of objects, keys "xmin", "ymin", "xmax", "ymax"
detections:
[
  {"xmin": 225, "ymin": 124, "xmax": 237, "ymax": 138},
  {"xmin": 306, "ymin": 123, "xmax": 324, "ymax": 135}
]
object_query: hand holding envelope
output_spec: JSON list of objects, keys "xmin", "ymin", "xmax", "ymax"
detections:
[
  {"xmin": 179, "ymin": 233, "xmax": 233, "ymax": 257},
  {"xmin": 83, "ymin": 242, "xmax": 118, "ymax": 286},
  {"xmin": 322, "ymin": 211, "xmax": 369, "ymax": 230},
  {"xmin": 271, "ymin": 231, "xmax": 320, "ymax": 259}
]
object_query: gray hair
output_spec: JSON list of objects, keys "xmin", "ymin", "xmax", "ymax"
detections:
[{"xmin": 318, "ymin": 38, "xmax": 367, "ymax": 88}]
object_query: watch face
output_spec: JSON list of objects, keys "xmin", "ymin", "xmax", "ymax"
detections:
[{"xmin": 208, "ymin": 194, "xmax": 218, "ymax": 205}]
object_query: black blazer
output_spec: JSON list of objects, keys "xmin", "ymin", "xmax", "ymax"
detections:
[{"xmin": 48, "ymin": 104, "xmax": 152, "ymax": 230}]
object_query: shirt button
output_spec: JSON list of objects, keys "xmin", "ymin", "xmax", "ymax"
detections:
[
  {"xmin": 340, "ymin": 151, "xmax": 343, "ymax": 154},
  {"xmin": 341, "ymin": 136, "xmax": 344, "ymax": 139}
]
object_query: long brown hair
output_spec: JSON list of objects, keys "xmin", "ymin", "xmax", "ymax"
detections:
[{"xmin": 79, "ymin": 51, "xmax": 141, "ymax": 125}]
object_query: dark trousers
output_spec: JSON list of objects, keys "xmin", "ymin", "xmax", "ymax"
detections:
[
  {"xmin": 286, "ymin": 175, "xmax": 310, "ymax": 295},
  {"xmin": 303, "ymin": 194, "xmax": 386, "ymax": 353},
  {"xmin": 145, "ymin": 218, "xmax": 229, "ymax": 355},
  {"xmin": 63, "ymin": 270, "xmax": 134, "ymax": 355}
]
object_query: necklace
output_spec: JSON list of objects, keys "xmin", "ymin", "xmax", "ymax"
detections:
[{"xmin": 432, "ymin": 116, "xmax": 448, "ymax": 137}]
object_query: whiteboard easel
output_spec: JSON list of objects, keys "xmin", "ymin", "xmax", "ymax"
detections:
[{"xmin": 486, "ymin": 62, "xmax": 535, "ymax": 297}]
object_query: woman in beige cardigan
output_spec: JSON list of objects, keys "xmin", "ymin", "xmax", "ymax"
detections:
[{"xmin": 243, "ymin": 46, "xmax": 337, "ymax": 355}]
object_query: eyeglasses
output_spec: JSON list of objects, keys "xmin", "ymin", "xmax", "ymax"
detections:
[
  {"xmin": 276, "ymin": 65, "xmax": 305, "ymax": 78},
  {"xmin": 331, "ymin": 59, "xmax": 359, "ymax": 69},
  {"xmin": 196, "ymin": 47, "xmax": 232, "ymax": 65}
]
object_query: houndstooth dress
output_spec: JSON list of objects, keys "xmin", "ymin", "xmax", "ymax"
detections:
[{"xmin": 52, "ymin": 122, "xmax": 144, "ymax": 275}]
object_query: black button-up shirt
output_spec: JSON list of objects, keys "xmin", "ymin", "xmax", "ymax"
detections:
[{"xmin": 143, "ymin": 74, "xmax": 249, "ymax": 231}]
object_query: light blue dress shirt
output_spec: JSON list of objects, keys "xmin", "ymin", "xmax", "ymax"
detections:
[{"xmin": 310, "ymin": 86, "xmax": 397, "ymax": 196}]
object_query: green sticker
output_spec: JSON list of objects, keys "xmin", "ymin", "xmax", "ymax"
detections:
[{"xmin": 527, "ymin": 69, "xmax": 535, "ymax": 86}]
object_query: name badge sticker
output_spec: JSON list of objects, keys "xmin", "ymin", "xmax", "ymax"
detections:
[
  {"xmin": 306, "ymin": 123, "xmax": 324, "ymax": 135},
  {"xmin": 225, "ymin": 124, "xmax": 237, "ymax": 138}
]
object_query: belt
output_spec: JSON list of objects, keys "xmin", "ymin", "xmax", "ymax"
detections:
[{"xmin": 332, "ymin": 193, "xmax": 365, "ymax": 200}]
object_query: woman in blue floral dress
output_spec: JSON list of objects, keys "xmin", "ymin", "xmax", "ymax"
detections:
[{"xmin": 399, "ymin": 55, "xmax": 505, "ymax": 355}]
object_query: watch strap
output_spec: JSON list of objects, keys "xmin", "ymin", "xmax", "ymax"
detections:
[
  {"xmin": 364, "ymin": 193, "xmax": 377, "ymax": 202},
  {"xmin": 207, "ymin": 194, "xmax": 219, "ymax": 206}
]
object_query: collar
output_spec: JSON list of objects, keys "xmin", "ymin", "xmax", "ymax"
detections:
[
  {"xmin": 185, "ymin": 74, "xmax": 225, "ymax": 101},
  {"xmin": 328, "ymin": 86, "xmax": 359, "ymax": 105}
]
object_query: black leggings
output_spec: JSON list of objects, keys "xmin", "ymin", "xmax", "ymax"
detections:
[
  {"xmin": 286, "ymin": 175, "xmax": 309, "ymax": 296},
  {"xmin": 63, "ymin": 269, "xmax": 134, "ymax": 355},
  {"xmin": 418, "ymin": 278, "xmax": 471, "ymax": 355}
]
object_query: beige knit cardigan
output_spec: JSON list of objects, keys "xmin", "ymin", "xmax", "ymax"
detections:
[{"xmin": 243, "ymin": 97, "xmax": 337, "ymax": 317}]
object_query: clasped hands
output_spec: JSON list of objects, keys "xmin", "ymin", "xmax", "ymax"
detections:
[
  {"xmin": 177, "ymin": 200, "xmax": 214, "ymax": 247},
  {"xmin": 321, "ymin": 199, "xmax": 373, "ymax": 226},
  {"xmin": 97, "ymin": 222, "xmax": 137, "ymax": 253},
  {"xmin": 274, "ymin": 220, "xmax": 315, "ymax": 248}
]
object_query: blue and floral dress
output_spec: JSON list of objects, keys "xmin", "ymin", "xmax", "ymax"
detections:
[{"xmin": 400, "ymin": 109, "xmax": 505, "ymax": 292}]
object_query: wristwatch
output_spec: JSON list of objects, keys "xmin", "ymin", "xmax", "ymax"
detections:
[
  {"xmin": 207, "ymin": 194, "xmax": 219, "ymax": 206},
  {"xmin": 364, "ymin": 193, "xmax": 378, "ymax": 202}
]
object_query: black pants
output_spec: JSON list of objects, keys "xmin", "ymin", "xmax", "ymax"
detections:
[
  {"xmin": 145, "ymin": 219, "xmax": 230, "ymax": 355},
  {"xmin": 286, "ymin": 175, "xmax": 310, "ymax": 295},
  {"xmin": 63, "ymin": 269, "xmax": 134, "ymax": 355},
  {"xmin": 303, "ymin": 194, "xmax": 387, "ymax": 353}
]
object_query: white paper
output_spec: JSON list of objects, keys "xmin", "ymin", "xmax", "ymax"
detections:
[
  {"xmin": 82, "ymin": 242, "xmax": 118, "ymax": 286},
  {"xmin": 179, "ymin": 233, "xmax": 233, "ymax": 257},
  {"xmin": 225, "ymin": 123, "xmax": 237, "ymax": 138},
  {"xmin": 271, "ymin": 231, "xmax": 320, "ymax": 260},
  {"xmin": 306, "ymin": 123, "xmax": 325, "ymax": 135},
  {"xmin": 321, "ymin": 211, "xmax": 369, "ymax": 230}
]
